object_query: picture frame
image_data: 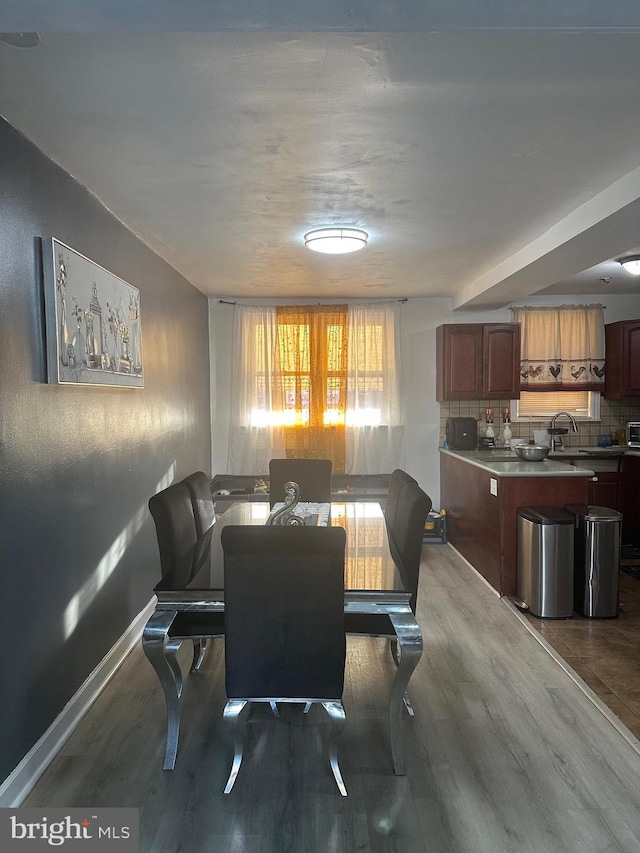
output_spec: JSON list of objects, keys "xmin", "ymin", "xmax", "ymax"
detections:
[{"xmin": 42, "ymin": 238, "xmax": 144, "ymax": 387}]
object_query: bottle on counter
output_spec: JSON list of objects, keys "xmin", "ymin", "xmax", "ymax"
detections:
[
  {"xmin": 484, "ymin": 408, "xmax": 495, "ymax": 445},
  {"xmin": 502, "ymin": 409, "xmax": 512, "ymax": 446}
]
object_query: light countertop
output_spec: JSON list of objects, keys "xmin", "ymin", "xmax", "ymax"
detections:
[{"xmin": 439, "ymin": 447, "xmax": 595, "ymax": 477}]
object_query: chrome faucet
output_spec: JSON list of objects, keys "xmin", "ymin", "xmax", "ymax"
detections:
[{"xmin": 549, "ymin": 411, "xmax": 578, "ymax": 451}]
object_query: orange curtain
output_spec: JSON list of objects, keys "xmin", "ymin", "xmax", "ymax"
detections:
[{"xmin": 275, "ymin": 305, "xmax": 347, "ymax": 473}]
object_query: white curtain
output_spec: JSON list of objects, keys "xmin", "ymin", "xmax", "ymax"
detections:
[
  {"xmin": 512, "ymin": 304, "xmax": 605, "ymax": 391},
  {"xmin": 228, "ymin": 305, "xmax": 285, "ymax": 474},
  {"xmin": 227, "ymin": 302, "xmax": 405, "ymax": 474},
  {"xmin": 345, "ymin": 302, "xmax": 405, "ymax": 474}
]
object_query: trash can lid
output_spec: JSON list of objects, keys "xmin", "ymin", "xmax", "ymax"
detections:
[
  {"xmin": 518, "ymin": 507, "xmax": 575, "ymax": 524},
  {"xmin": 585, "ymin": 505, "xmax": 623, "ymax": 522}
]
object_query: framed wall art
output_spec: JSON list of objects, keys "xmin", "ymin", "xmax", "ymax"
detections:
[{"xmin": 42, "ymin": 238, "xmax": 144, "ymax": 387}]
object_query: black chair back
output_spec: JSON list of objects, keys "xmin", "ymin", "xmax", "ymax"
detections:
[
  {"xmin": 148, "ymin": 481, "xmax": 198, "ymax": 586},
  {"xmin": 222, "ymin": 525, "xmax": 346, "ymax": 699},
  {"xmin": 389, "ymin": 480, "xmax": 432, "ymax": 614},
  {"xmin": 384, "ymin": 468, "xmax": 418, "ymax": 532},
  {"xmin": 182, "ymin": 471, "xmax": 216, "ymax": 537},
  {"xmin": 268, "ymin": 458, "xmax": 333, "ymax": 507}
]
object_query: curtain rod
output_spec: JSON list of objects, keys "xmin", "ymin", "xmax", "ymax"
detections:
[{"xmin": 218, "ymin": 298, "xmax": 408, "ymax": 306}]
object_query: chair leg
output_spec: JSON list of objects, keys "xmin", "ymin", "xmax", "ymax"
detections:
[
  {"xmin": 322, "ymin": 701, "xmax": 347, "ymax": 797},
  {"xmin": 389, "ymin": 637, "xmax": 415, "ymax": 716},
  {"xmin": 165, "ymin": 639, "xmax": 184, "ymax": 699},
  {"xmin": 223, "ymin": 700, "xmax": 249, "ymax": 794},
  {"xmin": 269, "ymin": 701, "xmax": 280, "ymax": 717},
  {"xmin": 302, "ymin": 702, "xmax": 312, "ymax": 714},
  {"xmin": 190, "ymin": 638, "xmax": 208, "ymax": 672}
]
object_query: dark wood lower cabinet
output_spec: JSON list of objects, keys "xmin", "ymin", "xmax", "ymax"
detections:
[
  {"xmin": 588, "ymin": 473, "xmax": 622, "ymax": 512},
  {"xmin": 621, "ymin": 456, "xmax": 640, "ymax": 545},
  {"xmin": 440, "ymin": 453, "xmax": 589, "ymax": 597}
]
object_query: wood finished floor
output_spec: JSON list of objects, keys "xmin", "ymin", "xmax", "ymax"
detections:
[
  {"xmin": 23, "ymin": 546, "xmax": 640, "ymax": 853},
  {"xmin": 524, "ymin": 569, "xmax": 640, "ymax": 741}
]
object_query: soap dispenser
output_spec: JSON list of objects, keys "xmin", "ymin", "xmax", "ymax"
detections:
[{"xmin": 484, "ymin": 409, "xmax": 495, "ymax": 445}]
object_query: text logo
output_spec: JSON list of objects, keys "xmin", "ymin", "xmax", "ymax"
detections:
[{"xmin": 0, "ymin": 808, "xmax": 138, "ymax": 851}]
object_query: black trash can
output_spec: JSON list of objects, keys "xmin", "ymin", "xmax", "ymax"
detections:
[
  {"xmin": 517, "ymin": 507, "xmax": 575, "ymax": 618},
  {"xmin": 565, "ymin": 505, "xmax": 622, "ymax": 618}
]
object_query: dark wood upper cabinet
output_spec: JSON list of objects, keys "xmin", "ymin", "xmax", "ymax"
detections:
[
  {"xmin": 604, "ymin": 319, "xmax": 640, "ymax": 399},
  {"xmin": 436, "ymin": 323, "xmax": 520, "ymax": 401}
]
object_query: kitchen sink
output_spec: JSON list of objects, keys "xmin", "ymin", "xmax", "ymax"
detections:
[
  {"xmin": 474, "ymin": 453, "xmax": 519, "ymax": 462},
  {"xmin": 577, "ymin": 448, "xmax": 624, "ymax": 457}
]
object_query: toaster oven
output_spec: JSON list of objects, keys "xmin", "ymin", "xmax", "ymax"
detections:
[{"xmin": 627, "ymin": 422, "xmax": 640, "ymax": 447}]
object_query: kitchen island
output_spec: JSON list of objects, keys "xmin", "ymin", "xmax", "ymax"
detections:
[{"xmin": 440, "ymin": 448, "xmax": 595, "ymax": 596}]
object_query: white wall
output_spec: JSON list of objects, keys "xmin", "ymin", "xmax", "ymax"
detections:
[{"xmin": 209, "ymin": 293, "xmax": 640, "ymax": 506}]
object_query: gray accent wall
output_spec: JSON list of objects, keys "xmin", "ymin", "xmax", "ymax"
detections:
[{"xmin": 0, "ymin": 118, "xmax": 211, "ymax": 784}]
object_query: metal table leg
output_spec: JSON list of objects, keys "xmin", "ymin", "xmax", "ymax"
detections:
[
  {"xmin": 142, "ymin": 609, "xmax": 182, "ymax": 770},
  {"xmin": 388, "ymin": 612, "xmax": 423, "ymax": 775}
]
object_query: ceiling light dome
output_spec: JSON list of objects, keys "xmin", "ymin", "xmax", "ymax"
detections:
[
  {"xmin": 304, "ymin": 227, "xmax": 368, "ymax": 254},
  {"xmin": 618, "ymin": 255, "xmax": 640, "ymax": 275}
]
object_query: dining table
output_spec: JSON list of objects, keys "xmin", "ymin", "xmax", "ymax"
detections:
[{"xmin": 142, "ymin": 500, "xmax": 423, "ymax": 776}]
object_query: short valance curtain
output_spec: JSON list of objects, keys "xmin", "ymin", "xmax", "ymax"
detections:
[{"xmin": 511, "ymin": 304, "xmax": 605, "ymax": 392}]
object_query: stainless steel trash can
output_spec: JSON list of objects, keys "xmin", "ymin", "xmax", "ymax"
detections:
[
  {"xmin": 565, "ymin": 504, "xmax": 622, "ymax": 618},
  {"xmin": 517, "ymin": 507, "xmax": 575, "ymax": 618}
]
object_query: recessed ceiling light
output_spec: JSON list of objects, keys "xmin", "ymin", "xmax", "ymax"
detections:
[
  {"xmin": 304, "ymin": 228, "xmax": 368, "ymax": 255},
  {"xmin": 617, "ymin": 255, "xmax": 640, "ymax": 275}
]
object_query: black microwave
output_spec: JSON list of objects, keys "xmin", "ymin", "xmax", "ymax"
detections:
[{"xmin": 627, "ymin": 422, "xmax": 640, "ymax": 448}]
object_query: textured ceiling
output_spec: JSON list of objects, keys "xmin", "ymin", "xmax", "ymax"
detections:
[{"xmin": 2, "ymin": 4, "xmax": 640, "ymax": 307}]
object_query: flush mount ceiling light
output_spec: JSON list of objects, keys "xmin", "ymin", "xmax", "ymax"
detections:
[
  {"xmin": 617, "ymin": 255, "xmax": 640, "ymax": 275},
  {"xmin": 304, "ymin": 227, "xmax": 368, "ymax": 255}
]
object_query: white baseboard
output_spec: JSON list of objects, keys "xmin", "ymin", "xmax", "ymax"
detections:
[{"xmin": 0, "ymin": 598, "xmax": 157, "ymax": 807}]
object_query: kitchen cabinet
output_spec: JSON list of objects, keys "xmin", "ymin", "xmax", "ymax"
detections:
[
  {"xmin": 588, "ymin": 472, "xmax": 622, "ymax": 512},
  {"xmin": 440, "ymin": 450, "xmax": 588, "ymax": 595},
  {"xmin": 621, "ymin": 455, "xmax": 640, "ymax": 545},
  {"xmin": 436, "ymin": 323, "xmax": 520, "ymax": 401},
  {"xmin": 604, "ymin": 319, "xmax": 640, "ymax": 398}
]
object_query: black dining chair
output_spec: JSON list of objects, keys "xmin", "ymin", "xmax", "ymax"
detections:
[
  {"xmin": 182, "ymin": 471, "xmax": 216, "ymax": 537},
  {"xmin": 389, "ymin": 480, "xmax": 433, "ymax": 616},
  {"xmin": 221, "ymin": 524, "xmax": 348, "ymax": 796},
  {"xmin": 344, "ymin": 475, "xmax": 431, "ymax": 714},
  {"xmin": 148, "ymin": 481, "xmax": 223, "ymax": 679},
  {"xmin": 268, "ymin": 458, "xmax": 332, "ymax": 507},
  {"xmin": 384, "ymin": 468, "xmax": 418, "ymax": 533}
]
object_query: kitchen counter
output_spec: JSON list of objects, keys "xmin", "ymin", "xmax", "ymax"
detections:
[
  {"xmin": 440, "ymin": 449, "xmax": 591, "ymax": 596},
  {"xmin": 440, "ymin": 447, "xmax": 595, "ymax": 477}
]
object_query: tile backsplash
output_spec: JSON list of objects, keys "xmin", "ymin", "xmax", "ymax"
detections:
[{"xmin": 439, "ymin": 397, "xmax": 640, "ymax": 447}]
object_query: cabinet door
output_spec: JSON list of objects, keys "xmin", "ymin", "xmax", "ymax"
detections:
[
  {"xmin": 436, "ymin": 325, "xmax": 482, "ymax": 401},
  {"xmin": 605, "ymin": 319, "xmax": 640, "ymax": 398},
  {"xmin": 621, "ymin": 456, "xmax": 640, "ymax": 545},
  {"xmin": 623, "ymin": 321, "xmax": 640, "ymax": 396},
  {"xmin": 588, "ymin": 474, "xmax": 622, "ymax": 512},
  {"xmin": 482, "ymin": 324, "xmax": 521, "ymax": 399}
]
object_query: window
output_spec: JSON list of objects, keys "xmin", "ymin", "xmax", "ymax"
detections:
[
  {"xmin": 511, "ymin": 390, "xmax": 600, "ymax": 422},
  {"xmin": 250, "ymin": 305, "xmax": 347, "ymax": 429},
  {"xmin": 229, "ymin": 302, "xmax": 404, "ymax": 475}
]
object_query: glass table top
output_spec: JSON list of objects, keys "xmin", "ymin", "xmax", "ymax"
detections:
[{"xmin": 154, "ymin": 501, "xmax": 405, "ymax": 599}]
